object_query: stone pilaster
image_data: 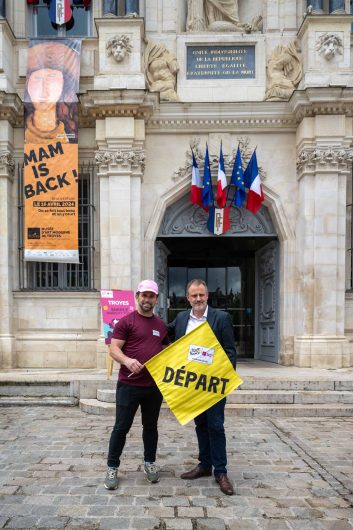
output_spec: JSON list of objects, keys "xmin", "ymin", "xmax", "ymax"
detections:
[
  {"xmin": 95, "ymin": 117, "xmax": 145, "ymax": 367},
  {"xmin": 0, "ymin": 121, "xmax": 15, "ymax": 368},
  {"xmin": 294, "ymin": 115, "xmax": 353, "ymax": 368}
]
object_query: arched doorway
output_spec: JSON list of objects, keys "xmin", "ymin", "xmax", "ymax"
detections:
[{"xmin": 155, "ymin": 195, "xmax": 279, "ymax": 362}]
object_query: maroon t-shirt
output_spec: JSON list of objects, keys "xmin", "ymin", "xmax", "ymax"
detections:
[{"xmin": 112, "ymin": 310, "xmax": 169, "ymax": 387}]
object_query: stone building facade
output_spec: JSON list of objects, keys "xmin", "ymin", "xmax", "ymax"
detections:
[{"xmin": 0, "ymin": 0, "xmax": 353, "ymax": 370}]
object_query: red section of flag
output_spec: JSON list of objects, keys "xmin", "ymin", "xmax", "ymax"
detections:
[
  {"xmin": 245, "ymin": 150, "xmax": 264, "ymax": 214},
  {"xmin": 247, "ymin": 185, "xmax": 264, "ymax": 214},
  {"xmin": 216, "ymin": 144, "xmax": 227, "ymax": 208},
  {"xmin": 223, "ymin": 205, "xmax": 231, "ymax": 233}
]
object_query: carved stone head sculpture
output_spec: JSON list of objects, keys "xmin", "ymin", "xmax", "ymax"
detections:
[
  {"xmin": 106, "ymin": 34, "xmax": 133, "ymax": 63},
  {"xmin": 316, "ymin": 33, "xmax": 343, "ymax": 61}
]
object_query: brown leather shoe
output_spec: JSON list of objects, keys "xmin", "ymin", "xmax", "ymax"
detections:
[
  {"xmin": 180, "ymin": 465, "xmax": 212, "ymax": 480},
  {"xmin": 215, "ymin": 474, "xmax": 234, "ymax": 495}
]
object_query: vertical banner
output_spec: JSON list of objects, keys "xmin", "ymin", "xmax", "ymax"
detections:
[
  {"xmin": 24, "ymin": 39, "xmax": 81, "ymax": 263},
  {"xmin": 100, "ymin": 290, "xmax": 136, "ymax": 345}
]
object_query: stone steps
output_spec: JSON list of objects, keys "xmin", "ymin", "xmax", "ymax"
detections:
[
  {"xmin": 79, "ymin": 398, "xmax": 353, "ymax": 417},
  {"xmin": 0, "ymin": 396, "xmax": 78, "ymax": 406},
  {"xmin": 96, "ymin": 387, "xmax": 353, "ymax": 405},
  {"xmin": 0, "ymin": 381, "xmax": 78, "ymax": 407},
  {"xmin": 2, "ymin": 373, "xmax": 353, "ymax": 416}
]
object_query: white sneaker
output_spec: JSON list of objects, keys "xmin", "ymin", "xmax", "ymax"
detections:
[
  {"xmin": 144, "ymin": 462, "xmax": 159, "ymax": 483},
  {"xmin": 104, "ymin": 466, "xmax": 118, "ymax": 490}
]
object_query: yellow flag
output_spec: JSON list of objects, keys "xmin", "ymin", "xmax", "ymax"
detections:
[{"xmin": 145, "ymin": 321, "xmax": 243, "ymax": 425}]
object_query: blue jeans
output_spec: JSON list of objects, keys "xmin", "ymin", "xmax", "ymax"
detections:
[
  {"xmin": 195, "ymin": 398, "xmax": 227, "ymax": 476},
  {"xmin": 107, "ymin": 382, "xmax": 163, "ymax": 468}
]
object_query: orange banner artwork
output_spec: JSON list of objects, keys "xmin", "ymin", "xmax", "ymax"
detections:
[{"xmin": 24, "ymin": 39, "xmax": 81, "ymax": 263}]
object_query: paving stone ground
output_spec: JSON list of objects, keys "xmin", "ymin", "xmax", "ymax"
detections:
[{"xmin": 0, "ymin": 406, "xmax": 353, "ymax": 529}]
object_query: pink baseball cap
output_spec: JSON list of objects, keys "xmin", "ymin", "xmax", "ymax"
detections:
[{"xmin": 137, "ymin": 279, "xmax": 158, "ymax": 295}]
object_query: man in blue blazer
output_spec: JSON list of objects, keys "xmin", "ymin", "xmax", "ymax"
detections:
[{"xmin": 168, "ymin": 279, "xmax": 236, "ymax": 495}]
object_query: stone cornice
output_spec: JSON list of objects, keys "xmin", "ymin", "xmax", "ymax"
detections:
[
  {"xmin": 297, "ymin": 13, "xmax": 353, "ymax": 39},
  {"xmin": 297, "ymin": 146, "xmax": 353, "ymax": 172},
  {"xmin": 95, "ymin": 148, "xmax": 145, "ymax": 174},
  {"xmin": 79, "ymin": 90, "xmax": 159, "ymax": 124},
  {"xmin": 0, "ymin": 92, "xmax": 23, "ymax": 127},
  {"xmin": 146, "ymin": 101, "xmax": 296, "ymax": 132},
  {"xmin": 289, "ymin": 87, "xmax": 353, "ymax": 121}
]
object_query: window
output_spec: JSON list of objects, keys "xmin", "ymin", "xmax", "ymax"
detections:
[
  {"xmin": 29, "ymin": 1, "xmax": 91, "ymax": 38},
  {"xmin": 103, "ymin": 0, "xmax": 140, "ymax": 16},
  {"xmin": 346, "ymin": 165, "xmax": 353, "ymax": 291},
  {"xmin": 18, "ymin": 163, "xmax": 96, "ymax": 291}
]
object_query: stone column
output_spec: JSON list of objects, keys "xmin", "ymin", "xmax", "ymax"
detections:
[
  {"xmin": 329, "ymin": 0, "xmax": 346, "ymax": 14},
  {"xmin": 308, "ymin": 0, "xmax": 324, "ymax": 13},
  {"xmin": 294, "ymin": 115, "xmax": 353, "ymax": 368},
  {"xmin": 95, "ymin": 117, "xmax": 145, "ymax": 367},
  {"xmin": 0, "ymin": 123, "xmax": 15, "ymax": 368}
]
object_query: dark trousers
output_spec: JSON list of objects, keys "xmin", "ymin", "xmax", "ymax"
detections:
[
  {"xmin": 107, "ymin": 383, "xmax": 163, "ymax": 468},
  {"xmin": 195, "ymin": 398, "xmax": 227, "ymax": 476}
]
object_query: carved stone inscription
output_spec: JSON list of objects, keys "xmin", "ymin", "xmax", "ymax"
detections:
[{"xmin": 186, "ymin": 45, "xmax": 255, "ymax": 79}]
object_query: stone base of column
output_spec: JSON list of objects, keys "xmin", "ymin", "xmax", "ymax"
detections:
[
  {"xmin": 294, "ymin": 336, "xmax": 350, "ymax": 368},
  {"xmin": 279, "ymin": 337, "xmax": 295, "ymax": 366},
  {"xmin": 0, "ymin": 334, "xmax": 16, "ymax": 368},
  {"xmin": 97, "ymin": 337, "xmax": 110, "ymax": 370}
]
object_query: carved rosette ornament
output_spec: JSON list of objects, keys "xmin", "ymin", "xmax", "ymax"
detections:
[
  {"xmin": 95, "ymin": 149, "xmax": 145, "ymax": 174},
  {"xmin": 173, "ymin": 136, "xmax": 266, "ymax": 182},
  {"xmin": 297, "ymin": 147, "xmax": 353, "ymax": 171},
  {"xmin": 0, "ymin": 151, "xmax": 15, "ymax": 177}
]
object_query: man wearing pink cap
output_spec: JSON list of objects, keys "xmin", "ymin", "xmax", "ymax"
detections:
[{"xmin": 104, "ymin": 279, "xmax": 169, "ymax": 490}]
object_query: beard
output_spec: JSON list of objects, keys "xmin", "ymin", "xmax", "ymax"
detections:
[{"xmin": 138, "ymin": 301, "xmax": 154, "ymax": 313}]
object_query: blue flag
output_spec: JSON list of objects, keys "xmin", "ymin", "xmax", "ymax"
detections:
[
  {"xmin": 202, "ymin": 144, "xmax": 213, "ymax": 211},
  {"xmin": 230, "ymin": 146, "xmax": 246, "ymax": 207}
]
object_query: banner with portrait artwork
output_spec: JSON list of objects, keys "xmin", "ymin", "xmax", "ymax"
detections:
[{"xmin": 24, "ymin": 39, "xmax": 81, "ymax": 263}]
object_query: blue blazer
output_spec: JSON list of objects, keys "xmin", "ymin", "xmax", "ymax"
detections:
[{"xmin": 168, "ymin": 306, "xmax": 237, "ymax": 368}]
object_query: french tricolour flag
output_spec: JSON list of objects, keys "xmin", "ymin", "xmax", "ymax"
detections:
[
  {"xmin": 190, "ymin": 150, "xmax": 203, "ymax": 208},
  {"xmin": 49, "ymin": 0, "xmax": 72, "ymax": 25},
  {"xmin": 216, "ymin": 143, "xmax": 227, "ymax": 208},
  {"xmin": 207, "ymin": 206, "xmax": 231, "ymax": 236},
  {"xmin": 244, "ymin": 150, "xmax": 264, "ymax": 214}
]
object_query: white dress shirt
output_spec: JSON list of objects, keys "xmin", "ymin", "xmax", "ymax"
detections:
[{"xmin": 185, "ymin": 305, "xmax": 209, "ymax": 335}]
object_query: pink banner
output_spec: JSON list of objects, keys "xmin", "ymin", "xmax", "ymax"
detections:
[{"xmin": 100, "ymin": 289, "xmax": 135, "ymax": 345}]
